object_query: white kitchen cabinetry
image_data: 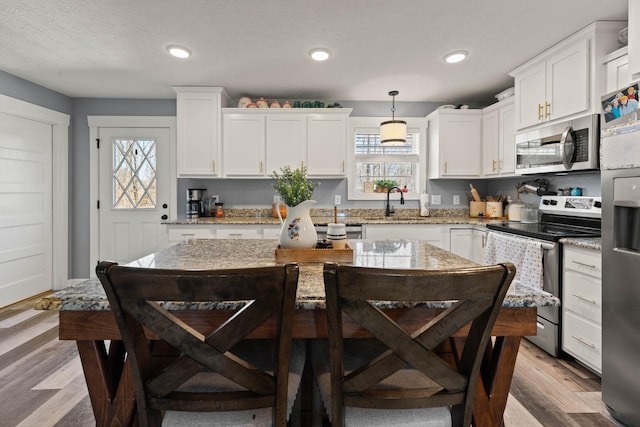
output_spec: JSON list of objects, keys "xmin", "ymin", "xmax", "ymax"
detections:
[
  {"xmin": 450, "ymin": 227, "xmax": 488, "ymax": 264},
  {"xmin": 168, "ymin": 224, "xmax": 280, "ymax": 243},
  {"xmin": 482, "ymin": 99, "xmax": 515, "ymax": 177},
  {"xmin": 562, "ymin": 245, "xmax": 602, "ymax": 374},
  {"xmin": 427, "ymin": 109, "xmax": 482, "ymax": 179},
  {"xmin": 214, "ymin": 226, "xmax": 261, "ymax": 239},
  {"xmin": 362, "ymin": 224, "xmax": 448, "ymax": 250},
  {"xmin": 604, "ymin": 46, "xmax": 630, "ymax": 94},
  {"xmin": 167, "ymin": 226, "xmax": 214, "ymax": 244},
  {"xmin": 262, "ymin": 225, "xmax": 281, "ymax": 239},
  {"xmin": 509, "ymin": 22, "xmax": 625, "ymax": 131},
  {"xmin": 629, "ymin": 1, "xmax": 640, "ymax": 81},
  {"xmin": 266, "ymin": 115, "xmax": 306, "ymax": 175},
  {"xmin": 450, "ymin": 228, "xmax": 473, "ymax": 260},
  {"xmin": 306, "ymin": 114, "xmax": 348, "ymax": 176},
  {"xmin": 174, "ymin": 87, "xmax": 230, "ymax": 177},
  {"xmin": 221, "ymin": 108, "xmax": 351, "ymax": 178},
  {"xmin": 223, "ymin": 113, "xmax": 266, "ymax": 176},
  {"xmin": 471, "ymin": 228, "xmax": 488, "ymax": 264}
]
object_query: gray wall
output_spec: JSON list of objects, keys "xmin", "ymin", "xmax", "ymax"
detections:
[{"xmin": 71, "ymin": 99, "xmax": 176, "ymax": 278}]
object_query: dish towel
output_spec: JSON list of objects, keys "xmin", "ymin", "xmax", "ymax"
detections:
[{"xmin": 483, "ymin": 231, "xmax": 543, "ymax": 289}]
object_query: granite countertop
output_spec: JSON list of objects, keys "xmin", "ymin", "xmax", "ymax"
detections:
[
  {"xmin": 163, "ymin": 207, "xmax": 504, "ymax": 226},
  {"xmin": 559, "ymin": 237, "xmax": 601, "ymax": 251},
  {"xmin": 37, "ymin": 239, "xmax": 558, "ymax": 311}
]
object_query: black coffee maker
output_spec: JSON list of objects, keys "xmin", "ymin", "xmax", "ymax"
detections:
[{"xmin": 186, "ymin": 188, "xmax": 206, "ymax": 219}]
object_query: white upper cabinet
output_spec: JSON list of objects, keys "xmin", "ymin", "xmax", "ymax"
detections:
[
  {"xmin": 174, "ymin": 87, "xmax": 230, "ymax": 177},
  {"xmin": 482, "ymin": 98, "xmax": 515, "ymax": 177},
  {"xmin": 604, "ymin": 46, "xmax": 630, "ymax": 94},
  {"xmin": 509, "ymin": 21, "xmax": 625, "ymax": 131},
  {"xmin": 427, "ymin": 109, "xmax": 482, "ymax": 178},
  {"xmin": 265, "ymin": 114, "xmax": 307, "ymax": 175},
  {"xmin": 221, "ymin": 108, "xmax": 351, "ymax": 178},
  {"xmin": 223, "ymin": 113, "xmax": 266, "ymax": 176},
  {"xmin": 307, "ymin": 113, "xmax": 348, "ymax": 176},
  {"xmin": 629, "ymin": 0, "xmax": 640, "ymax": 81}
]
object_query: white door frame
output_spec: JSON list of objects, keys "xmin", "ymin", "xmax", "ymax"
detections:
[
  {"xmin": 88, "ymin": 116, "xmax": 177, "ymax": 277},
  {"xmin": 0, "ymin": 94, "xmax": 70, "ymax": 291}
]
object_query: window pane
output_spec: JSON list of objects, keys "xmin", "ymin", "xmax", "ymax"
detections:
[
  {"xmin": 356, "ymin": 161, "xmax": 416, "ymax": 192},
  {"xmin": 354, "ymin": 129, "xmax": 418, "ymax": 154},
  {"xmin": 112, "ymin": 138, "xmax": 157, "ymax": 209}
]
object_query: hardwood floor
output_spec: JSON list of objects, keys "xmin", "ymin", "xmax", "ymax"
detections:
[{"xmin": 0, "ymin": 296, "xmax": 626, "ymax": 427}]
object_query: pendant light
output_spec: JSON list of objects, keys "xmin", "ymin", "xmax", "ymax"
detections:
[{"xmin": 380, "ymin": 90, "xmax": 407, "ymax": 145}]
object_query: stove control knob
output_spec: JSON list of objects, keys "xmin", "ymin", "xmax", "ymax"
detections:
[
  {"xmin": 542, "ymin": 200, "xmax": 550, "ymax": 205},
  {"xmin": 550, "ymin": 200, "xmax": 558, "ymax": 205},
  {"xmin": 594, "ymin": 201, "xmax": 602, "ymax": 208}
]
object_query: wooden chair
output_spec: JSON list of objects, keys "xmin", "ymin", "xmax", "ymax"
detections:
[
  {"xmin": 312, "ymin": 262, "xmax": 516, "ymax": 427},
  {"xmin": 96, "ymin": 261, "xmax": 304, "ymax": 427}
]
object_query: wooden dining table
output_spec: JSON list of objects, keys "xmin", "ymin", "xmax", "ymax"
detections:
[{"xmin": 37, "ymin": 239, "xmax": 556, "ymax": 426}]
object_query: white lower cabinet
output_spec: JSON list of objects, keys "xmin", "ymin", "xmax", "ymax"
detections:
[
  {"xmin": 450, "ymin": 227, "xmax": 488, "ymax": 264},
  {"xmin": 168, "ymin": 224, "xmax": 279, "ymax": 243},
  {"xmin": 168, "ymin": 226, "xmax": 214, "ymax": 244},
  {"xmin": 361, "ymin": 225, "xmax": 448, "ymax": 250},
  {"xmin": 450, "ymin": 228, "xmax": 473, "ymax": 260},
  {"xmin": 562, "ymin": 245, "xmax": 602, "ymax": 374},
  {"xmin": 472, "ymin": 228, "xmax": 488, "ymax": 264},
  {"xmin": 215, "ymin": 226, "xmax": 261, "ymax": 239},
  {"xmin": 263, "ymin": 225, "xmax": 281, "ymax": 240}
]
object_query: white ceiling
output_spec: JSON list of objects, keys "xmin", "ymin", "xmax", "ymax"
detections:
[{"xmin": 0, "ymin": 0, "xmax": 628, "ymax": 104}]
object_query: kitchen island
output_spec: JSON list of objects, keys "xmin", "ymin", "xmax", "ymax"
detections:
[{"xmin": 38, "ymin": 239, "xmax": 557, "ymax": 427}]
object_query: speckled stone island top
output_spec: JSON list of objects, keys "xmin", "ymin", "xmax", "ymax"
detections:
[{"xmin": 37, "ymin": 239, "xmax": 558, "ymax": 312}]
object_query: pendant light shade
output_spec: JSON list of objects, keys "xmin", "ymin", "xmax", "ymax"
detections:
[{"xmin": 380, "ymin": 90, "xmax": 406, "ymax": 145}]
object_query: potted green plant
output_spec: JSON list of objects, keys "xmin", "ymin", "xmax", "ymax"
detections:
[
  {"xmin": 271, "ymin": 165, "xmax": 315, "ymax": 207},
  {"xmin": 270, "ymin": 165, "xmax": 317, "ymax": 248},
  {"xmin": 374, "ymin": 179, "xmax": 398, "ymax": 193}
]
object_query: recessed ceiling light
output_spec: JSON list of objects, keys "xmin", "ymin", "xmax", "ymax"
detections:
[
  {"xmin": 309, "ymin": 48, "xmax": 331, "ymax": 62},
  {"xmin": 444, "ymin": 50, "xmax": 468, "ymax": 64},
  {"xmin": 167, "ymin": 45, "xmax": 192, "ymax": 59}
]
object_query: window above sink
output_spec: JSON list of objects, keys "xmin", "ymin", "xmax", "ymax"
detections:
[{"xmin": 347, "ymin": 117, "xmax": 427, "ymax": 201}]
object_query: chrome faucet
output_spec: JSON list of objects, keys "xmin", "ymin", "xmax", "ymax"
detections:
[{"xmin": 385, "ymin": 186, "xmax": 405, "ymax": 216}]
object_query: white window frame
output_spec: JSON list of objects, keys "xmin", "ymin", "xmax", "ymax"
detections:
[{"xmin": 347, "ymin": 116, "xmax": 427, "ymax": 201}]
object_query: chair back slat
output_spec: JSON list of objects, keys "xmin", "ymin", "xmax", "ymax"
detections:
[
  {"xmin": 96, "ymin": 261, "xmax": 299, "ymax": 427},
  {"xmin": 322, "ymin": 262, "xmax": 515, "ymax": 427}
]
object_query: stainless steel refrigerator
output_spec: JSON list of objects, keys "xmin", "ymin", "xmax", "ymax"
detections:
[{"xmin": 601, "ymin": 119, "xmax": 640, "ymax": 426}]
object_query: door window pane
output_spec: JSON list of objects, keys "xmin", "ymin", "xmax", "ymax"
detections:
[{"xmin": 112, "ymin": 138, "xmax": 157, "ymax": 209}]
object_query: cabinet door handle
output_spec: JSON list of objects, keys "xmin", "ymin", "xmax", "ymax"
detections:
[
  {"xmin": 444, "ymin": 161, "xmax": 448, "ymax": 174},
  {"xmin": 492, "ymin": 159, "xmax": 496, "ymax": 172},
  {"xmin": 538, "ymin": 104, "xmax": 543, "ymax": 120},
  {"xmin": 301, "ymin": 161, "xmax": 304, "ymax": 169},
  {"xmin": 571, "ymin": 335, "xmax": 596, "ymax": 348},
  {"xmin": 572, "ymin": 260, "xmax": 597, "ymax": 269},
  {"xmin": 572, "ymin": 293, "xmax": 597, "ymax": 304},
  {"xmin": 260, "ymin": 161, "xmax": 263, "ymax": 173},
  {"xmin": 342, "ymin": 161, "xmax": 345, "ymax": 173},
  {"xmin": 545, "ymin": 102, "xmax": 550, "ymax": 119},
  {"xmin": 212, "ymin": 160, "xmax": 216, "ymax": 173}
]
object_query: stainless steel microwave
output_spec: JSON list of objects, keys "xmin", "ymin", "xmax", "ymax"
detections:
[{"xmin": 515, "ymin": 114, "xmax": 599, "ymax": 175}]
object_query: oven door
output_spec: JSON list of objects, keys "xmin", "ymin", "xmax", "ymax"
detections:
[{"xmin": 486, "ymin": 231, "xmax": 561, "ymax": 356}]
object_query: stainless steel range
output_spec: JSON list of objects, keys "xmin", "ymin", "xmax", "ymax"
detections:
[{"xmin": 486, "ymin": 195, "xmax": 601, "ymax": 356}]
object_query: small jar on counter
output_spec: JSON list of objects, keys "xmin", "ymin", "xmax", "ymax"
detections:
[{"xmin": 215, "ymin": 202, "xmax": 224, "ymax": 217}]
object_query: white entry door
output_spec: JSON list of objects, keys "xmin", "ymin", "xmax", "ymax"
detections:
[
  {"xmin": 0, "ymin": 112, "xmax": 52, "ymax": 307},
  {"xmin": 98, "ymin": 127, "xmax": 170, "ymax": 264}
]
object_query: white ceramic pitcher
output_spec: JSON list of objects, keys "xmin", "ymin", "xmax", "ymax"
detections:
[{"xmin": 276, "ymin": 199, "xmax": 317, "ymax": 248}]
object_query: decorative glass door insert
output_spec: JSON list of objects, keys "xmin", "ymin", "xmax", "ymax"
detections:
[{"xmin": 112, "ymin": 138, "xmax": 157, "ymax": 209}]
